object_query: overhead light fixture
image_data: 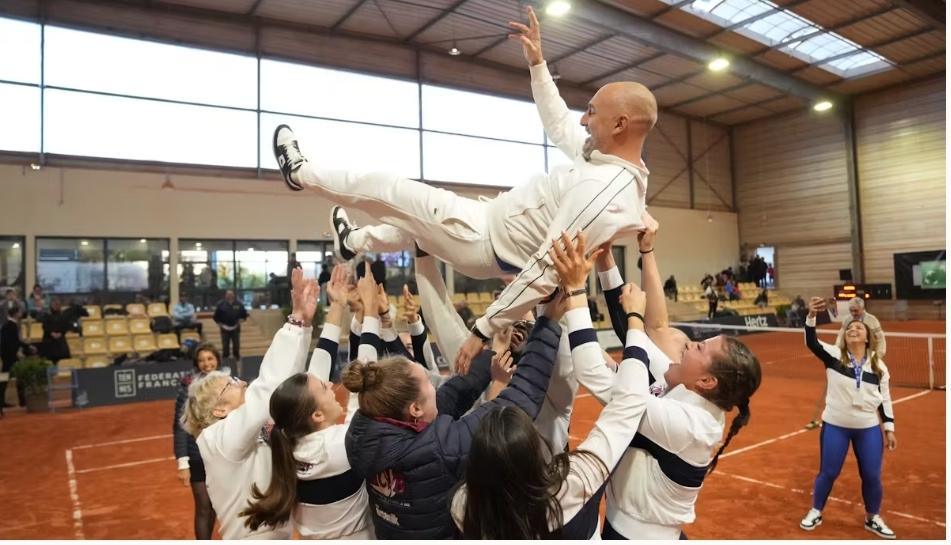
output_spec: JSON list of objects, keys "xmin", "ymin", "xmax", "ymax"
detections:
[
  {"xmin": 195, "ymin": 242, "xmax": 202, "ymax": 248},
  {"xmin": 708, "ymin": 57, "xmax": 730, "ymax": 72},
  {"xmin": 29, "ymin": 163, "xmax": 41, "ymax": 171},
  {"xmin": 550, "ymin": 65, "xmax": 562, "ymax": 81},
  {"xmin": 546, "ymin": 0, "xmax": 571, "ymax": 17},
  {"xmin": 247, "ymin": 247, "xmax": 255, "ymax": 252},
  {"xmin": 80, "ymin": 240, "xmax": 89, "ymax": 246},
  {"xmin": 12, "ymin": 243, "xmax": 20, "ymax": 249},
  {"xmin": 813, "ymin": 100, "xmax": 833, "ymax": 112},
  {"xmin": 448, "ymin": 41, "xmax": 461, "ymax": 56},
  {"xmin": 706, "ymin": 212, "xmax": 714, "ymax": 223},
  {"xmin": 139, "ymin": 238, "xmax": 147, "ymax": 243}
]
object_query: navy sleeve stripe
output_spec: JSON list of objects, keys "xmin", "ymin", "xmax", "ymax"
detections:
[
  {"xmin": 359, "ymin": 332, "xmax": 382, "ymax": 355},
  {"xmin": 623, "ymin": 345, "xmax": 649, "ymax": 365},
  {"xmin": 877, "ymin": 404, "xmax": 895, "ymax": 423},
  {"xmin": 317, "ymin": 337, "xmax": 338, "ymax": 356},
  {"xmin": 568, "ymin": 329, "xmax": 599, "ymax": 350}
]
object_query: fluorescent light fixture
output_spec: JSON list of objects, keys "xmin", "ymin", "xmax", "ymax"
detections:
[
  {"xmin": 12, "ymin": 243, "xmax": 20, "ymax": 249},
  {"xmin": 813, "ymin": 100, "xmax": 833, "ymax": 112},
  {"xmin": 139, "ymin": 238, "xmax": 147, "ymax": 243},
  {"xmin": 29, "ymin": 163, "xmax": 41, "ymax": 170},
  {"xmin": 708, "ymin": 57, "xmax": 730, "ymax": 72},
  {"xmin": 80, "ymin": 240, "xmax": 89, "ymax": 246},
  {"xmin": 248, "ymin": 247, "xmax": 255, "ymax": 252},
  {"xmin": 195, "ymin": 242, "xmax": 202, "ymax": 248},
  {"xmin": 546, "ymin": 0, "xmax": 571, "ymax": 17}
]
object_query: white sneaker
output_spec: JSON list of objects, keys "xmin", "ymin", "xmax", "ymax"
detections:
[
  {"xmin": 272, "ymin": 124, "xmax": 307, "ymax": 191},
  {"xmin": 330, "ymin": 206, "xmax": 358, "ymax": 261},
  {"xmin": 800, "ymin": 508, "xmax": 822, "ymax": 531},
  {"xmin": 865, "ymin": 515, "xmax": 896, "ymax": 539}
]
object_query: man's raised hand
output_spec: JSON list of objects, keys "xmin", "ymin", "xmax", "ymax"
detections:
[{"xmin": 508, "ymin": 5, "xmax": 544, "ymax": 66}]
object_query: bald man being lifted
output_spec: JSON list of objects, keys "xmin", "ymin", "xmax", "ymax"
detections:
[{"xmin": 273, "ymin": 6, "xmax": 658, "ymax": 371}]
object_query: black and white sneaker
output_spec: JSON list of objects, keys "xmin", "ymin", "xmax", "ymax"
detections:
[
  {"xmin": 330, "ymin": 206, "xmax": 357, "ymax": 261},
  {"xmin": 800, "ymin": 508, "xmax": 822, "ymax": 531},
  {"xmin": 865, "ymin": 515, "xmax": 896, "ymax": 539},
  {"xmin": 273, "ymin": 124, "xmax": 307, "ymax": 191}
]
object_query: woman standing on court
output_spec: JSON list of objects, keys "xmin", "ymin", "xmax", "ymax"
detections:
[
  {"xmin": 180, "ymin": 268, "xmax": 318, "ymax": 539},
  {"xmin": 172, "ymin": 343, "xmax": 225, "ymax": 539},
  {"xmin": 800, "ymin": 297, "xmax": 897, "ymax": 539},
  {"xmin": 239, "ymin": 264, "xmax": 374, "ymax": 539}
]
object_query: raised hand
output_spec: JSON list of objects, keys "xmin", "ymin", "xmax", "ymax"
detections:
[
  {"xmin": 542, "ymin": 288, "xmax": 569, "ymax": 321},
  {"xmin": 300, "ymin": 278, "xmax": 319, "ymax": 327},
  {"xmin": 490, "ymin": 350, "xmax": 515, "ymax": 385},
  {"xmin": 326, "ymin": 263, "xmax": 350, "ymax": 305},
  {"xmin": 356, "ymin": 272, "xmax": 378, "ymax": 317},
  {"xmin": 620, "ymin": 283, "xmax": 647, "ymax": 315},
  {"xmin": 638, "ymin": 211, "xmax": 659, "ymax": 253},
  {"xmin": 548, "ymin": 230, "xmax": 604, "ymax": 291},
  {"xmin": 455, "ymin": 334, "xmax": 484, "ymax": 376},
  {"xmin": 402, "ymin": 284, "xmax": 420, "ymax": 324},
  {"xmin": 807, "ymin": 296, "xmax": 826, "ymax": 318},
  {"xmin": 491, "ymin": 326, "xmax": 514, "ymax": 356},
  {"xmin": 595, "ymin": 240, "xmax": 614, "ymax": 272},
  {"xmin": 508, "ymin": 5, "xmax": 544, "ymax": 66},
  {"xmin": 376, "ymin": 283, "xmax": 390, "ymax": 317}
]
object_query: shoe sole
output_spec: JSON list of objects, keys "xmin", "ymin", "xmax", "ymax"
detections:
[
  {"xmin": 330, "ymin": 207, "xmax": 355, "ymax": 261},
  {"xmin": 272, "ymin": 124, "xmax": 303, "ymax": 191},
  {"xmin": 865, "ymin": 525, "xmax": 895, "ymax": 539},
  {"xmin": 799, "ymin": 520, "xmax": 822, "ymax": 531}
]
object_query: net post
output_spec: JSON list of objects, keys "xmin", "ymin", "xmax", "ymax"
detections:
[{"xmin": 927, "ymin": 337, "xmax": 935, "ymax": 390}]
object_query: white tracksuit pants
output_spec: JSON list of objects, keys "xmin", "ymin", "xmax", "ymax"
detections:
[{"xmin": 297, "ymin": 164, "xmax": 503, "ymax": 280}]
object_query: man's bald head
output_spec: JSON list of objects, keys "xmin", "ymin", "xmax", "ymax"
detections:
[
  {"xmin": 599, "ymin": 81, "xmax": 658, "ymax": 131},
  {"xmin": 581, "ymin": 80, "xmax": 658, "ymax": 163}
]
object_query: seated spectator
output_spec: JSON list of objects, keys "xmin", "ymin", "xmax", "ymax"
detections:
[
  {"xmin": 754, "ymin": 289, "xmax": 769, "ymax": 308},
  {"xmin": 663, "ymin": 275, "xmax": 677, "ymax": 301},
  {"xmin": 724, "ymin": 279, "xmax": 740, "ymax": 301},
  {"xmin": 26, "ymin": 284, "xmax": 50, "ymax": 320},
  {"xmin": 173, "ymin": 295, "xmax": 204, "ymax": 340}
]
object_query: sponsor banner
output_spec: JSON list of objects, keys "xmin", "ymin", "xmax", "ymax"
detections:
[{"xmin": 676, "ymin": 313, "xmax": 780, "ymax": 341}]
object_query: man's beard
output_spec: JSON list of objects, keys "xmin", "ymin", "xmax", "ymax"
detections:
[{"xmin": 582, "ymin": 136, "xmax": 595, "ymax": 161}]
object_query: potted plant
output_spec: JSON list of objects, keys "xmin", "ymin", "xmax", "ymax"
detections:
[{"xmin": 11, "ymin": 356, "xmax": 53, "ymax": 413}]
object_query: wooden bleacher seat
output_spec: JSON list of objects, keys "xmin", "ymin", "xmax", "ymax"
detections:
[
  {"xmin": 133, "ymin": 334, "xmax": 158, "ymax": 352},
  {"xmin": 126, "ymin": 303, "xmax": 147, "ymax": 316},
  {"xmin": 451, "ymin": 293, "xmax": 465, "ymax": 304},
  {"xmin": 147, "ymin": 303, "xmax": 169, "ymax": 317},
  {"xmin": 180, "ymin": 331, "xmax": 201, "ymax": 344},
  {"xmin": 108, "ymin": 336, "xmax": 133, "ymax": 354},
  {"xmin": 81, "ymin": 320, "xmax": 105, "ymax": 337},
  {"xmin": 83, "ymin": 305, "xmax": 102, "ymax": 320},
  {"xmin": 157, "ymin": 334, "xmax": 180, "ymax": 349},
  {"xmin": 466, "ymin": 293, "xmax": 480, "ymax": 303},
  {"xmin": 66, "ymin": 330, "xmax": 80, "ymax": 338},
  {"xmin": 128, "ymin": 317, "xmax": 152, "ymax": 335},
  {"xmin": 478, "ymin": 292, "xmax": 493, "ymax": 303},
  {"xmin": 66, "ymin": 337, "xmax": 84, "ymax": 356},
  {"xmin": 84, "ymin": 355, "xmax": 110, "ymax": 368},
  {"xmin": 102, "ymin": 304, "xmax": 124, "ymax": 316},
  {"xmin": 105, "ymin": 318, "xmax": 129, "ymax": 336},
  {"xmin": 83, "ymin": 337, "xmax": 108, "ymax": 356},
  {"xmin": 56, "ymin": 358, "xmax": 83, "ymax": 377},
  {"xmin": 28, "ymin": 321, "xmax": 43, "ymax": 342}
]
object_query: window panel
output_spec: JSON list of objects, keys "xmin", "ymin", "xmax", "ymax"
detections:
[
  {"xmin": 45, "ymin": 26, "xmax": 257, "ymax": 108},
  {"xmin": 234, "ymin": 240, "xmax": 288, "ymax": 290},
  {"xmin": 261, "ymin": 113, "xmax": 420, "ymax": 178},
  {"xmin": 45, "ymin": 89, "xmax": 257, "ymax": 167},
  {"xmin": 546, "ymin": 145, "xmax": 575, "ymax": 172},
  {"xmin": 261, "ymin": 59, "xmax": 419, "ymax": 127},
  {"xmin": 178, "ymin": 240, "xmax": 236, "ymax": 294},
  {"xmin": 37, "ymin": 238, "xmax": 105, "ymax": 294},
  {"xmin": 106, "ymin": 239, "xmax": 169, "ymax": 297},
  {"xmin": 0, "ymin": 17, "xmax": 40, "ymax": 84},
  {"xmin": 0, "ymin": 236, "xmax": 25, "ymax": 294},
  {"xmin": 423, "ymin": 132, "xmax": 544, "ymax": 187},
  {"xmin": 0, "ymin": 83, "xmax": 40, "ymax": 153},
  {"xmin": 296, "ymin": 242, "xmax": 334, "ymax": 282},
  {"xmin": 422, "ymin": 85, "xmax": 544, "ymax": 144}
]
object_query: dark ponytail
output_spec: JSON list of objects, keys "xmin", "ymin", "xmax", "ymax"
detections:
[
  {"xmin": 702, "ymin": 336, "xmax": 761, "ymax": 475},
  {"xmin": 240, "ymin": 373, "xmax": 316, "ymax": 531},
  {"xmin": 707, "ymin": 402, "xmax": 750, "ymax": 475}
]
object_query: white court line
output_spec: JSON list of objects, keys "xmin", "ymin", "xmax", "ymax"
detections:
[
  {"xmin": 72, "ymin": 433, "xmax": 172, "ymax": 451},
  {"xmin": 75, "ymin": 456, "xmax": 175, "ymax": 475},
  {"xmin": 716, "ymin": 471, "xmax": 946, "ymax": 528},
  {"xmin": 64, "ymin": 449, "xmax": 85, "ymax": 539},
  {"xmin": 576, "ymin": 393, "xmax": 592, "ymax": 399},
  {"xmin": 722, "ymin": 390, "xmax": 932, "ymax": 459}
]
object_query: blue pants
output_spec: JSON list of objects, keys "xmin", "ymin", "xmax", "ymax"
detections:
[{"xmin": 813, "ymin": 421, "xmax": 884, "ymax": 514}]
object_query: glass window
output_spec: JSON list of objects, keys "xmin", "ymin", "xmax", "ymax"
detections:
[
  {"xmin": 44, "ymin": 26, "xmax": 257, "ymax": 108},
  {"xmin": 261, "ymin": 113, "xmax": 420, "ymax": 178},
  {"xmin": 106, "ymin": 239, "xmax": 169, "ymax": 299},
  {"xmin": 0, "ymin": 83, "xmax": 40, "ymax": 153},
  {"xmin": 297, "ymin": 241, "xmax": 335, "ymax": 281},
  {"xmin": 261, "ymin": 59, "xmax": 419, "ymax": 128},
  {"xmin": 546, "ymin": 145, "xmax": 575, "ymax": 172},
  {"xmin": 422, "ymin": 85, "xmax": 544, "ymax": 144},
  {"xmin": 234, "ymin": 240, "xmax": 288, "ymax": 290},
  {"xmin": 178, "ymin": 239, "xmax": 236, "ymax": 310},
  {"xmin": 423, "ymin": 132, "xmax": 545, "ymax": 187},
  {"xmin": 37, "ymin": 238, "xmax": 106, "ymax": 294},
  {"xmin": 45, "ymin": 89, "xmax": 257, "ymax": 167},
  {"xmin": 0, "ymin": 236, "xmax": 25, "ymax": 295},
  {"xmin": 0, "ymin": 17, "xmax": 41, "ymax": 84}
]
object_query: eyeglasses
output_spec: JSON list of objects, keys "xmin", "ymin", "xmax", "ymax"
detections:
[{"xmin": 216, "ymin": 376, "xmax": 241, "ymax": 404}]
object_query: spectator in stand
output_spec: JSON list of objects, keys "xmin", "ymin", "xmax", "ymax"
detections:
[
  {"xmin": 704, "ymin": 283, "xmax": 719, "ymax": 320},
  {"xmin": 1, "ymin": 304, "xmax": 34, "ymax": 407},
  {"xmin": 663, "ymin": 275, "xmax": 678, "ymax": 301},
  {"xmin": 0, "ymin": 288, "xmax": 23, "ymax": 324},
  {"xmin": 40, "ymin": 298, "xmax": 71, "ymax": 364},
  {"xmin": 173, "ymin": 295, "xmax": 204, "ymax": 341},
  {"xmin": 754, "ymin": 289, "xmax": 769, "ymax": 308},
  {"xmin": 26, "ymin": 284, "xmax": 50, "ymax": 320},
  {"xmin": 766, "ymin": 263, "xmax": 775, "ymax": 287},
  {"xmin": 455, "ymin": 300, "xmax": 476, "ymax": 329},
  {"xmin": 214, "ymin": 290, "xmax": 248, "ymax": 361},
  {"xmin": 724, "ymin": 279, "xmax": 740, "ymax": 301},
  {"xmin": 701, "ymin": 274, "xmax": 714, "ymax": 289}
]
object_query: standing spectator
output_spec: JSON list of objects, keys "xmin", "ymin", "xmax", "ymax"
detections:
[
  {"xmin": 286, "ymin": 252, "xmax": 302, "ymax": 280},
  {"xmin": 40, "ymin": 298, "xmax": 71, "ymax": 364},
  {"xmin": 663, "ymin": 275, "xmax": 678, "ymax": 301},
  {"xmin": 172, "ymin": 295, "xmax": 204, "ymax": 341},
  {"xmin": 767, "ymin": 263, "xmax": 775, "ymax": 287},
  {"xmin": 213, "ymin": 290, "xmax": 248, "ymax": 361},
  {"xmin": 701, "ymin": 273, "xmax": 714, "ymax": 289},
  {"xmin": 0, "ymin": 288, "xmax": 23, "ymax": 323},
  {"xmin": 704, "ymin": 283, "xmax": 719, "ymax": 320},
  {"xmin": 26, "ymin": 285, "xmax": 50, "ymax": 320},
  {"xmin": 1, "ymin": 304, "xmax": 32, "ymax": 407},
  {"xmin": 835, "ymin": 298, "xmax": 886, "ymax": 356}
]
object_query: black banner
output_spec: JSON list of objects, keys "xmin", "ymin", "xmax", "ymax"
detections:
[{"xmin": 676, "ymin": 313, "xmax": 780, "ymax": 341}]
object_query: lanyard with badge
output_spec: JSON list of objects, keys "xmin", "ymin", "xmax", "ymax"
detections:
[{"xmin": 849, "ymin": 353, "xmax": 867, "ymax": 407}]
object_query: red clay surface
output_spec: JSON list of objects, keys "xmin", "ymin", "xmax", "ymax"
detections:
[{"xmin": 0, "ymin": 320, "xmax": 945, "ymax": 539}]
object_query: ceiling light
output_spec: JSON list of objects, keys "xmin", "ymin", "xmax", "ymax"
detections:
[
  {"xmin": 546, "ymin": 0, "xmax": 571, "ymax": 17},
  {"xmin": 195, "ymin": 242, "xmax": 202, "ymax": 248},
  {"xmin": 708, "ymin": 57, "xmax": 730, "ymax": 72},
  {"xmin": 550, "ymin": 65, "xmax": 562, "ymax": 81},
  {"xmin": 29, "ymin": 163, "xmax": 41, "ymax": 171},
  {"xmin": 12, "ymin": 243, "xmax": 20, "ymax": 249},
  {"xmin": 247, "ymin": 247, "xmax": 255, "ymax": 252},
  {"xmin": 80, "ymin": 240, "xmax": 89, "ymax": 246},
  {"xmin": 448, "ymin": 41, "xmax": 461, "ymax": 56},
  {"xmin": 139, "ymin": 238, "xmax": 147, "ymax": 243},
  {"xmin": 813, "ymin": 100, "xmax": 833, "ymax": 112}
]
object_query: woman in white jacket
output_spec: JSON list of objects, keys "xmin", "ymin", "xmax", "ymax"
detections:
[
  {"xmin": 180, "ymin": 268, "xmax": 318, "ymax": 539},
  {"xmin": 240, "ymin": 265, "xmax": 374, "ymax": 539}
]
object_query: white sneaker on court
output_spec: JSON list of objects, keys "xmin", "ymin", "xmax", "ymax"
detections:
[
  {"xmin": 865, "ymin": 515, "xmax": 896, "ymax": 539},
  {"xmin": 331, "ymin": 206, "xmax": 358, "ymax": 261},
  {"xmin": 800, "ymin": 508, "xmax": 822, "ymax": 531},
  {"xmin": 273, "ymin": 124, "xmax": 307, "ymax": 191}
]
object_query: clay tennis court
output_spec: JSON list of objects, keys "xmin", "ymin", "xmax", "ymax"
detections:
[{"xmin": 0, "ymin": 320, "xmax": 944, "ymax": 540}]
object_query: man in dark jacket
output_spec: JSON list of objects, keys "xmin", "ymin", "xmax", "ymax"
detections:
[
  {"xmin": 213, "ymin": 290, "xmax": 248, "ymax": 360},
  {"xmin": 1, "ymin": 304, "xmax": 31, "ymax": 407},
  {"xmin": 345, "ymin": 315, "xmax": 562, "ymax": 539}
]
